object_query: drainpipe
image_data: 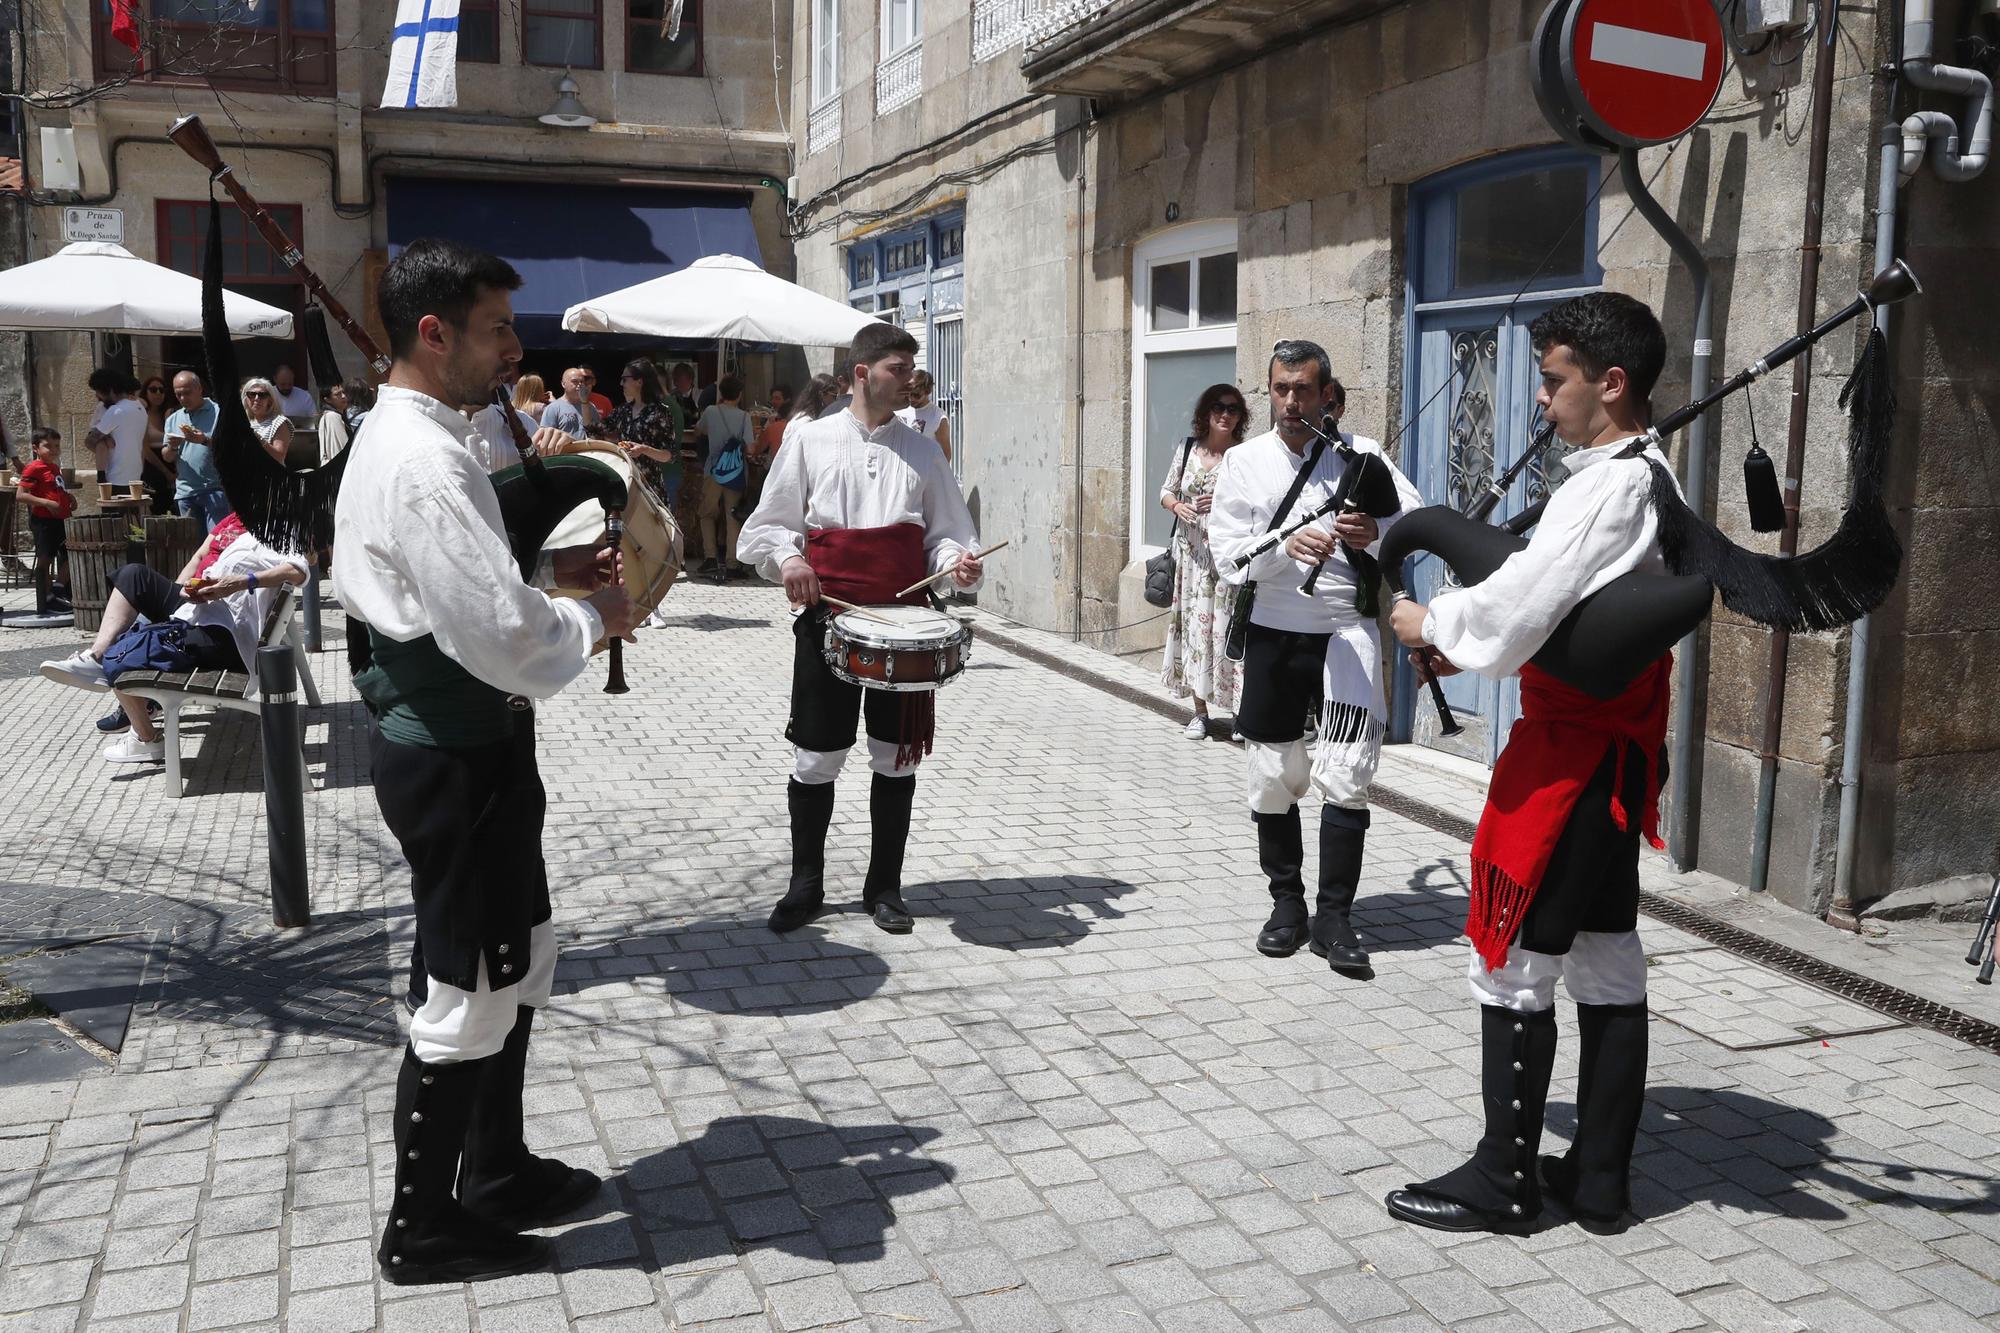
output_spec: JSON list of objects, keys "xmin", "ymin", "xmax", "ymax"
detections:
[
  {"xmin": 1899, "ymin": 0, "xmax": 1992, "ymax": 182},
  {"xmin": 1827, "ymin": 117, "xmax": 1904, "ymax": 932},
  {"xmin": 1071, "ymin": 113, "xmax": 1088, "ymax": 642},
  {"xmin": 1748, "ymin": 0, "xmax": 1839, "ymax": 898},
  {"xmin": 1618, "ymin": 148, "xmax": 1712, "ymax": 872}
]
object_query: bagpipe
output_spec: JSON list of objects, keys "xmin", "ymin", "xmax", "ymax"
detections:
[
  {"xmin": 170, "ymin": 115, "xmax": 635, "ymax": 692},
  {"xmin": 1381, "ymin": 261, "xmax": 1920, "ymax": 734}
]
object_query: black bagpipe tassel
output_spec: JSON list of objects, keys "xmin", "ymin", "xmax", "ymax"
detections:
[{"xmin": 1743, "ymin": 442, "xmax": 1786, "ymax": 533}]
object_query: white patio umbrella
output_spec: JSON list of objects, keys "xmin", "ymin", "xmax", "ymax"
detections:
[
  {"xmin": 562, "ymin": 253, "xmax": 882, "ymax": 345},
  {"xmin": 0, "ymin": 241, "xmax": 294, "ymax": 337}
]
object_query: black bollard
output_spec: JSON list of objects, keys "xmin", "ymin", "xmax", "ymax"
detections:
[
  {"xmin": 257, "ymin": 644, "xmax": 311, "ymax": 928},
  {"xmin": 302, "ymin": 565, "xmax": 323, "ymax": 653}
]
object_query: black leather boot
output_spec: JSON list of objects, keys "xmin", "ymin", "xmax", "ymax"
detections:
[
  {"xmin": 1253, "ymin": 808, "xmax": 1309, "ymax": 957},
  {"xmin": 1385, "ymin": 1006, "xmax": 1557, "ymax": 1234},
  {"xmin": 769, "ymin": 779, "xmax": 837, "ymax": 932},
  {"xmin": 1309, "ymin": 805, "xmax": 1371, "ymax": 973},
  {"xmin": 458, "ymin": 1006, "xmax": 601, "ymax": 1230},
  {"xmin": 863, "ymin": 773, "xmax": 916, "ymax": 933},
  {"xmin": 1541, "ymin": 1000, "xmax": 1648, "ymax": 1231},
  {"xmin": 378, "ymin": 1046, "xmax": 550, "ymax": 1285}
]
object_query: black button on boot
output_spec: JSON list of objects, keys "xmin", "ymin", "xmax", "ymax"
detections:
[
  {"xmin": 458, "ymin": 1006, "xmax": 601, "ymax": 1230},
  {"xmin": 1386, "ymin": 1005, "xmax": 1558, "ymax": 1234},
  {"xmin": 378, "ymin": 1046, "xmax": 550, "ymax": 1285},
  {"xmin": 863, "ymin": 772, "xmax": 916, "ymax": 933},
  {"xmin": 1253, "ymin": 808, "xmax": 1309, "ymax": 957},
  {"xmin": 770, "ymin": 778, "xmax": 837, "ymax": 932},
  {"xmin": 1309, "ymin": 805, "xmax": 1371, "ymax": 973},
  {"xmin": 1540, "ymin": 1000, "xmax": 1648, "ymax": 1232}
]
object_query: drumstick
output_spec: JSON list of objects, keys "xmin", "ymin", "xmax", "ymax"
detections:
[
  {"xmin": 819, "ymin": 594, "xmax": 903, "ymax": 626},
  {"xmin": 892, "ymin": 542, "xmax": 1012, "ymax": 599}
]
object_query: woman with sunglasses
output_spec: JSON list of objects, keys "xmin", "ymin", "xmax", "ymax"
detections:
[
  {"xmin": 240, "ymin": 378, "xmax": 293, "ymax": 464},
  {"xmin": 1159, "ymin": 383, "xmax": 1251, "ymax": 742},
  {"xmin": 138, "ymin": 376, "xmax": 177, "ymax": 514}
]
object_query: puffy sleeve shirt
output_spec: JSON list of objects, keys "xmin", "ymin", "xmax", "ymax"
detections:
[
  {"xmin": 1423, "ymin": 436, "xmax": 1675, "ymax": 679},
  {"xmin": 738, "ymin": 408, "xmax": 982, "ymax": 592},
  {"xmin": 333, "ymin": 385, "xmax": 602, "ymax": 699},
  {"xmin": 175, "ymin": 533, "xmax": 311, "ymax": 683}
]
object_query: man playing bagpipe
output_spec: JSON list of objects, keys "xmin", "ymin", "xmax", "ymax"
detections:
[
  {"xmin": 1209, "ymin": 339, "xmax": 1423, "ymax": 976},
  {"xmin": 334, "ymin": 240, "xmax": 637, "ymax": 1283},
  {"xmin": 1382, "ymin": 292, "xmax": 1676, "ymax": 1235},
  {"xmin": 739, "ymin": 321, "xmax": 983, "ymax": 936}
]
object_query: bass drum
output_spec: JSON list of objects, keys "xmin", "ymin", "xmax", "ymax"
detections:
[{"xmin": 542, "ymin": 445, "xmax": 684, "ymax": 635}]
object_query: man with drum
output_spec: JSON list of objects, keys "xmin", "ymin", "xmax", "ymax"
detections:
[
  {"xmin": 739, "ymin": 320, "xmax": 982, "ymax": 936},
  {"xmin": 1382, "ymin": 292, "xmax": 1673, "ymax": 1236},
  {"xmin": 334, "ymin": 238, "xmax": 636, "ymax": 1284},
  {"xmin": 1209, "ymin": 339, "xmax": 1421, "ymax": 978}
]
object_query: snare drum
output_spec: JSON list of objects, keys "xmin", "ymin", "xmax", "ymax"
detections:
[{"xmin": 823, "ymin": 604, "xmax": 973, "ymax": 692}]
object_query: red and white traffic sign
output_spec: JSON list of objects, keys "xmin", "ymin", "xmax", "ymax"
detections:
[{"xmin": 1559, "ymin": 0, "xmax": 1725, "ymax": 147}]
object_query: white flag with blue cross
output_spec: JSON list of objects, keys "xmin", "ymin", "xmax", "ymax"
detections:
[{"xmin": 381, "ymin": 0, "xmax": 461, "ymax": 110}]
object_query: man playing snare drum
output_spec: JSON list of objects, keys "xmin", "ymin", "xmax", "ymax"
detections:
[{"xmin": 738, "ymin": 321, "xmax": 982, "ymax": 936}]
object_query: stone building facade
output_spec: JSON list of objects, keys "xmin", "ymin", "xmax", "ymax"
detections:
[
  {"xmin": 10, "ymin": 0, "xmax": 795, "ymax": 460},
  {"xmin": 787, "ymin": 0, "xmax": 2000, "ymax": 915}
]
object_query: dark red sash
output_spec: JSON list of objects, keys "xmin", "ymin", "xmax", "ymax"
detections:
[
  {"xmin": 806, "ymin": 523, "xmax": 928, "ymax": 606},
  {"xmin": 805, "ymin": 522, "xmax": 938, "ymax": 766},
  {"xmin": 1466, "ymin": 655, "xmax": 1672, "ymax": 972}
]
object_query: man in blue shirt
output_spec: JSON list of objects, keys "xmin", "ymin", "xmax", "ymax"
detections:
[
  {"xmin": 164, "ymin": 371, "xmax": 228, "ymax": 531},
  {"xmin": 539, "ymin": 368, "xmax": 592, "ymax": 440}
]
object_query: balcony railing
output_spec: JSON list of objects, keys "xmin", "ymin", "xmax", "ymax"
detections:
[
  {"xmin": 973, "ymin": 0, "xmax": 1053, "ymax": 61},
  {"xmin": 875, "ymin": 40, "xmax": 923, "ymax": 114},
  {"xmin": 1022, "ymin": 0, "xmax": 1116, "ymax": 52},
  {"xmin": 807, "ymin": 95, "xmax": 842, "ymax": 155}
]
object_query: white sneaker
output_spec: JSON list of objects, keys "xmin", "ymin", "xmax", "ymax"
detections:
[
  {"xmin": 40, "ymin": 649, "xmax": 110, "ymax": 692},
  {"xmin": 1183, "ymin": 716, "xmax": 1209, "ymax": 740},
  {"xmin": 102, "ymin": 733, "xmax": 164, "ymax": 764}
]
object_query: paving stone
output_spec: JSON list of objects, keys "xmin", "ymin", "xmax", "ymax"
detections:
[
  {"xmin": 88, "ymin": 1264, "xmax": 190, "ymax": 1319},
  {"xmin": 187, "ymin": 1275, "xmax": 279, "ymax": 1330},
  {"xmin": 766, "ymin": 1273, "xmax": 864, "ymax": 1330}
]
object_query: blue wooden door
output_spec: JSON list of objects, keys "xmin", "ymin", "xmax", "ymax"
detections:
[{"xmin": 1394, "ymin": 148, "xmax": 1600, "ymax": 764}]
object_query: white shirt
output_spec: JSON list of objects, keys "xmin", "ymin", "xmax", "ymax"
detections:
[
  {"xmin": 467, "ymin": 403, "xmax": 538, "ymax": 474},
  {"xmin": 333, "ymin": 385, "xmax": 602, "ymax": 699},
  {"xmin": 738, "ymin": 408, "xmax": 983, "ymax": 591},
  {"xmin": 276, "ymin": 385, "xmax": 316, "ymax": 418},
  {"xmin": 1424, "ymin": 435, "xmax": 1676, "ymax": 679},
  {"xmin": 175, "ymin": 533, "xmax": 311, "ymax": 690},
  {"xmin": 897, "ymin": 403, "xmax": 945, "ymax": 440},
  {"xmin": 1208, "ymin": 429, "xmax": 1423, "ymax": 633},
  {"xmin": 91, "ymin": 398, "xmax": 147, "ymax": 484}
]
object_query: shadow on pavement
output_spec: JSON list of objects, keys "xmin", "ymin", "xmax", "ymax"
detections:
[
  {"xmin": 565, "ymin": 929, "xmax": 893, "ymax": 1017},
  {"xmin": 558, "ymin": 1113, "xmax": 956, "ymax": 1274},
  {"xmin": 915, "ymin": 874, "xmax": 1136, "ymax": 951},
  {"xmin": 1546, "ymin": 1084, "xmax": 2000, "ymax": 1226}
]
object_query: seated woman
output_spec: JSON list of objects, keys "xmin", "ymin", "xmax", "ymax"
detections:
[{"xmin": 39, "ymin": 515, "xmax": 310, "ymax": 763}]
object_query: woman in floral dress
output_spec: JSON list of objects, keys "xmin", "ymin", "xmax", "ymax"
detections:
[{"xmin": 1159, "ymin": 382, "xmax": 1250, "ymax": 739}]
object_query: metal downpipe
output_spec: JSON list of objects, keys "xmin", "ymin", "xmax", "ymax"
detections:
[
  {"xmin": 1749, "ymin": 0, "xmax": 1840, "ymax": 898},
  {"xmin": 1827, "ymin": 121, "xmax": 1907, "ymax": 929},
  {"xmin": 1617, "ymin": 148, "xmax": 1712, "ymax": 872}
]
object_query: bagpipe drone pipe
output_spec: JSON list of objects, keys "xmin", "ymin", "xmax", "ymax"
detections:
[
  {"xmin": 1379, "ymin": 260, "xmax": 1921, "ymax": 705},
  {"xmin": 176, "ymin": 114, "xmax": 631, "ymax": 688}
]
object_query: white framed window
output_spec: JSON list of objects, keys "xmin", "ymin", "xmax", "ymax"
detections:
[
  {"xmin": 881, "ymin": 0, "xmax": 920, "ymax": 55},
  {"xmin": 1130, "ymin": 219, "xmax": 1239, "ymax": 555},
  {"xmin": 812, "ymin": 0, "xmax": 840, "ymax": 104}
]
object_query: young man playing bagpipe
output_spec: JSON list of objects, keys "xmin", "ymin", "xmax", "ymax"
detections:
[
  {"xmin": 739, "ymin": 320, "xmax": 983, "ymax": 936},
  {"xmin": 1208, "ymin": 339, "xmax": 1423, "ymax": 976},
  {"xmin": 334, "ymin": 240, "xmax": 638, "ymax": 1283},
  {"xmin": 1382, "ymin": 292, "xmax": 1676, "ymax": 1236}
]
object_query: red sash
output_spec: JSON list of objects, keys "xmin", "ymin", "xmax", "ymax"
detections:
[
  {"xmin": 806, "ymin": 522, "xmax": 928, "ymax": 606},
  {"xmin": 1466, "ymin": 655, "xmax": 1672, "ymax": 972},
  {"xmin": 804, "ymin": 522, "xmax": 938, "ymax": 766}
]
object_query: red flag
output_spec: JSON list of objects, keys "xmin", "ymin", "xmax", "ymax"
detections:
[{"xmin": 110, "ymin": 0, "xmax": 140, "ymax": 56}]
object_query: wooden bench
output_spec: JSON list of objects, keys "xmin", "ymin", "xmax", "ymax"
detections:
[{"xmin": 116, "ymin": 583, "xmax": 323, "ymax": 799}]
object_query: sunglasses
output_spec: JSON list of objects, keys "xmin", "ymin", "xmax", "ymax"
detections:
[
  {"xmin": 144, "ymin": 384, "xmax": 167, "ymax": 393},
  {"xmin": 1215, "ymin": 403, "xmax": 1246, "ymax": 415},
  {"xmin": 245, "ymin": 391, "xmax": 271, "ymax": 399}
]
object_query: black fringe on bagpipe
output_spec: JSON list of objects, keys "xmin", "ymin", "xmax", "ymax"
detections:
[
  {"xmin": 200, "ymin": 193, "xmax": 347, "ymax": 555},
  {"xmin": 1648, "ymin": 326, "xmax": 1902, "ymax": 633}
]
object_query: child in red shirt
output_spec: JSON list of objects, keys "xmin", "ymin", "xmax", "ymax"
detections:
[{"xmin": 19, "ymin": 428, "xmax": 73, "ymax": 613}]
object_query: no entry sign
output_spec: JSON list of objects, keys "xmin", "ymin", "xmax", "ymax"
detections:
[{"xmin": 1531, "ymin": 0, "xmax": 1725, "ymax": 151}]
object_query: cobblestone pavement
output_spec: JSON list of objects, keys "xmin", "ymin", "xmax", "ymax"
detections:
[{"xmin": 4, "ymin": 578, "xmax": 2000, "ymax": 1332}]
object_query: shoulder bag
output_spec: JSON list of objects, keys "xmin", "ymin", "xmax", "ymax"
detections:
[{"xmin": 1142, "ymin": 438, "xmax": 1199, "ymax": 608}]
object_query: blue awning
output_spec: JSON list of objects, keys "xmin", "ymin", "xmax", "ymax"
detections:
[{"xmin": 385, "ymin": 177, "xmax": 763, "ymax": 348}]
